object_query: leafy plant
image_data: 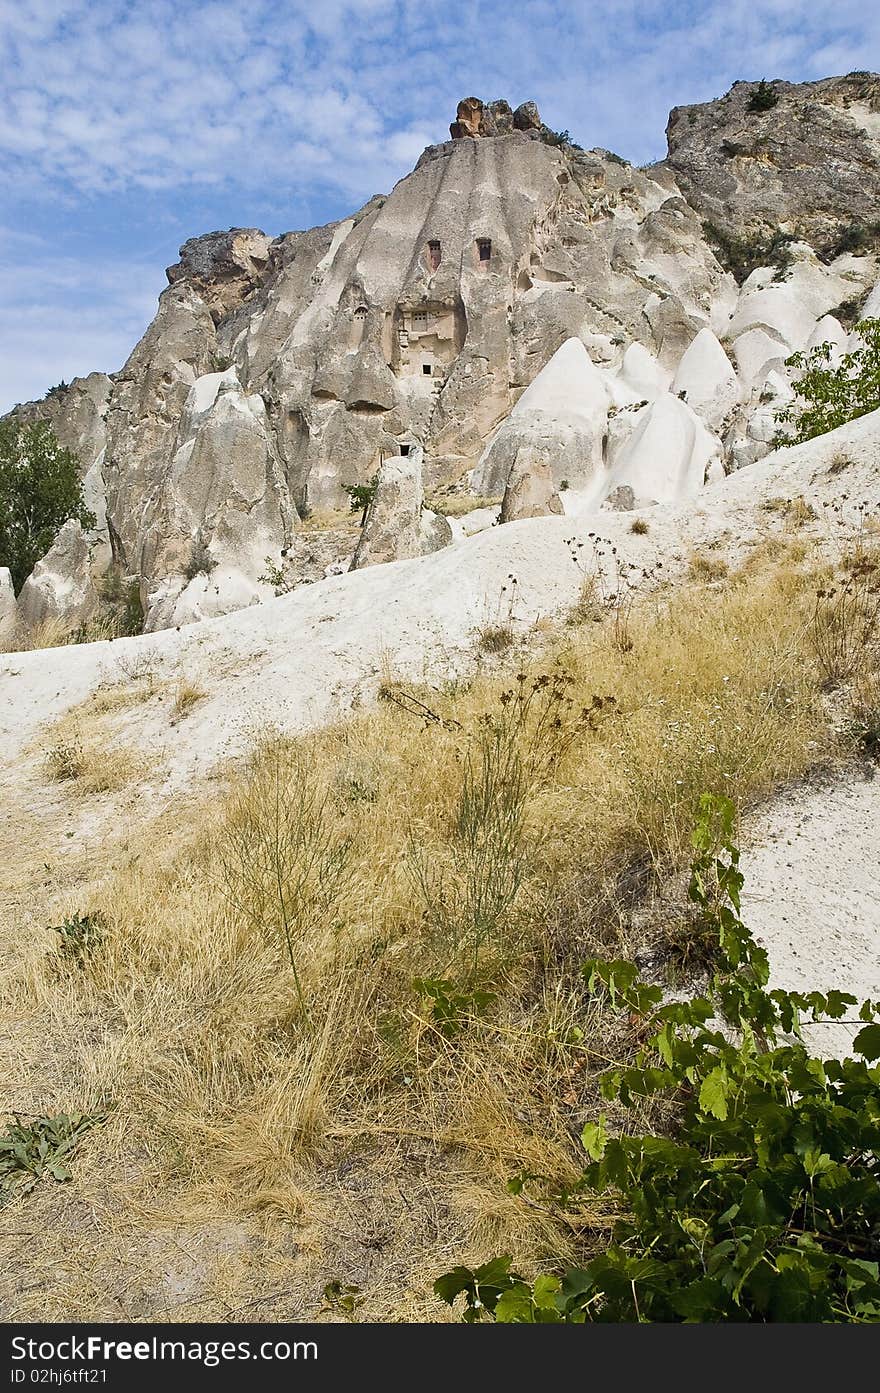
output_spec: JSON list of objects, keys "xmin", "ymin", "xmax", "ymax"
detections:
[
  {"xmin": 541, "ymin": 128, "xmax": 572, "ymax": 148},
  {"xmin": 412, "ymin": 976, "xmax": 495, "ymax": 1037},
  {"xmin": 821, "ymin": 222, "xmax": 880, "ymax": 264},
  {"xmin": 410, "ymin": 672, "xmax": 587, "ymax": 977},
  {"xmin": 50, "ymin": 911, "xmax": 103, "ymax": 967},
  {"xmin": 774, "ymin": 319, "xmax": 880, "ymax": 444},
  {"xmin": 259, "ymin": 554, "xmax": 296, "ymax": 596},
  {"xmin": 1, "ymin": 1112, "xmax": 100, "ymax": 1206},
  {"xmin": 436, "ymin": 794, "xmax": 880, "ymax": 1323},
  {"xmin": 98, "ymin": 569, "xmax": 144, "ymax": 636},
  {"xmin": 747, "ymin": 80, "xmax": 779, "ymax": 112},
  {"xmin": 45, "ymin": 732, "xmax": 85, "ymax": 781},
  {"xmin": 184, "ymin": 537, "xmax": 217, "ymax": 582},
  {"xmin": 0, "ymin": 420, "xmax": 95, "ymax": 593},
  {"xmin": 832, "ymin": 298, "xmax": 865, "ymax": 331},
  {"xmin": 342, "ymin": 475, "xmax": 379, "ymax": 525},
  {"xmin": 321, "ymin": 1280, "xmax": 363, "ymax": 1321}
]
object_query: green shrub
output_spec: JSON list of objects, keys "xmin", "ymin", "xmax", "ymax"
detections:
[
  {"xmin": 0, "ymin": 420, "xmax": 95, "ymax": 592},
  {"xmin": 436, "ymin": 794, "xmax": 880, "ymax": 1323},
  {"xmin": 412, "ymin": 976, "xmax": 495, "ymax": 1037},
  {"xmin": 821, "ymin": 222, "xmax": 880, "ymax": 264},
  {"xmin": 342, "ymin": 475, "xmax": 379, "ymax": 525},
  {"xmin": 51, "ymin": 911, "xmax": 103, "ymax": 967},
  {"xmin": 703, "ymin": 222, "xmax": 795, "ymax": 284},
  {"xmin": 98, "ymin": 569, "xmax": 144, "ymax": 636},
  {"xmin": 774, "ymin": 319, "xmax": 880, "ymax": 444},
  {"xmin": 184, "ymin": 538, "xmax": 217, "ymax": 582},
  {"xmin": 747, "ymin": 80, "xmax": 779, "ymax": 113}
]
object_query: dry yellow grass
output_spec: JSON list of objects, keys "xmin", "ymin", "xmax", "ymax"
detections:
[
  {"xmin": 299, "ymin": 506, "xmax": 359, "ymax": 532},
  {"xmin": 687, "ymin": 549, "xmax": 729, "ymax": 583},
  {"xmin": 1, "ymin": 609, "xmax": 125, "ymax": 654},
  {"xmin": 171, "ymin": 679, "xmax": 206, "ymax": 720},
  {"xmin": 2, "ymin": 541, "xmax": 878, "ymax": 1321},
  {"xmin": 43, "ymin": 728, "xmax": 148, "ymax": 793}
]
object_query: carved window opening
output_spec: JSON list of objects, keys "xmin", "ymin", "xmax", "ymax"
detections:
[
  {"xmin": 428, "ymin": 240, "xmax": 441, "ymax": 270},
  {"xmin": 477, "ymin": 238, "xmax": 492, "ymax": 263},
  {"xmin": 354, "ymin": 305, "xmax": 368, "ymax": 318},
  {"xmin": 411, "ymin": 310, "xmax": 428, "ymax": 331},
  {"xmin": 422, "ymin": 362, "xmax": 433, "ymax": 376},
  {"xmin": 400, "ymin": 444, "xmax": 412, "ymax": 456}
]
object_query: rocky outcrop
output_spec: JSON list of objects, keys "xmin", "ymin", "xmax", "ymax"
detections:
[
  {"xmin": 665, "ymin": 73, "xmax": 880, "ymax": 247},
  {"xmin": 671, "ymin": 328, "xmax": 740, "ymax": 430},
  {"xmin": 500, "ymin": 457, "xmax": 563, "ymax": 522},
  {"xmin": 603, "ymin": 394, "xmax": 723, "ymax": 508},
  {"xmin": 16, "ymin": 519, "xmax": 109, "ymax": 633},
  {"xmin": 350, "ymin": 450, "xmax": 425, "ymax": 570},
  {"xmin": 166, "ymin": 229, "xmax": 273, "ymax": 322},
  {"xmin": 142, "ymin": 371, "xmax": 295, "ymax": 629},
  {"xmin": 0, "ymin": 568, "xmax": 16, "ymax": 647},
  {"xmin": 420, "ymin": 508, "xmax": 454, "ymax": 555},
  {"xmin": 477, "ymin": 339, "xmax": 611, "ymax": 496},
  {"xmin": 449, "ymin": 97, "xmax": 547, "ymax": 140}
]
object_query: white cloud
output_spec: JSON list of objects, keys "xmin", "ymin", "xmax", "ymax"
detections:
[
  {"xmin": 0, "ymin": 235, "xmax": 162, "ymax": 411},
  {"xmin": 2, "ymin": 0, "xmax": 871, "ymax": 202}
]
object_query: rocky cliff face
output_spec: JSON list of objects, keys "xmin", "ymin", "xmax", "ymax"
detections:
[
  {"xmin": 5, "ymin": 77, "xmax": 879, "ymax": 637},
  {"xmin": 665, "ymin": 72, "xmax": 880, "ymax": 248}
]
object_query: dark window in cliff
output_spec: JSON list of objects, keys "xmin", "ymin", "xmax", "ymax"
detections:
[
  {"xmin": 428, "ymin": 240, "xmax": 441, "ymax": 270},
  {"xmin": 400, "ymin": 444, "xmax": 411, "ymax": 456},
  {"xmin": 477, "ymin": 238, "xmax": 492, "ymax": 263},
  {"xmin": 354, "ymin": 305, "xmax": 368, "ymax": 318},
  {"xmin": 422, "ymin": 363, "xmax": 432, "ymax": 375}
]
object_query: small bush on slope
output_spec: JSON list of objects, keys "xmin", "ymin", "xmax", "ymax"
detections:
[
  {"xmin": 775, "ymin": 319, "xmax": 880, "ymax": 445},
  {"xmin": 436, "ymin": 794, "xmax": 880, "ymax": 1323}
]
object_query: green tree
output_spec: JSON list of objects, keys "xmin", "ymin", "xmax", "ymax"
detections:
[
  {"xmin": 342, "ymin": 474, "xmax": 379, "ymax": 525},
  {"xmin": 0, "ymin": 420, "xmax": 94, "ymax": 593},
  {"xmin": 775, "ymin": 318, "xmax": 880, "ymax": 445},
  {"xmin": 748, "ymin": 79, "xmax": 779, "ymax": 112}
]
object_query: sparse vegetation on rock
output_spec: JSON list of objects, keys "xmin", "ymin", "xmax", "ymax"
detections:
[{"xmin": 747, "ymin": 78, "xmax": 779, "ymax": 112}]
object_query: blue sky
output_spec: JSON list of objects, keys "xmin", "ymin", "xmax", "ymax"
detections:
[{"xmin": 1, "ymin": 0, "xmax": 876, "ymax": 412}]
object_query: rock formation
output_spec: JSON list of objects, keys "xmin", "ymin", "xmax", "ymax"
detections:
[
  {"xmin": 3, "ymin": 76, "xmax": 878, "ymax": 637},
  {"xmin": 665, "ymin": 73, "xmax": 880, "ymax": 247},
  {"xmin": 500, "ymin": 457, "xmax": 564, "ymax": 522},
  {"xmin": 350, "ymin": 449, "xmax": 425, "ymax": 570},
  {"xmin": 17, "ymin": 519, "xmax": 109, "ymax": 632},
  {"xmin": 0, "ymin": 568, "xmax": 16, "ymax": 646}
]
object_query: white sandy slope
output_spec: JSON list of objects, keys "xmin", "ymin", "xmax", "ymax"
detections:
[
  {"xmin": 2, "ymin": 407, "xmax": 879, "ymax": 793},
  {"xmin": 741, "ymin": 773, "xmax": 880, "ymax": 1055}
]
